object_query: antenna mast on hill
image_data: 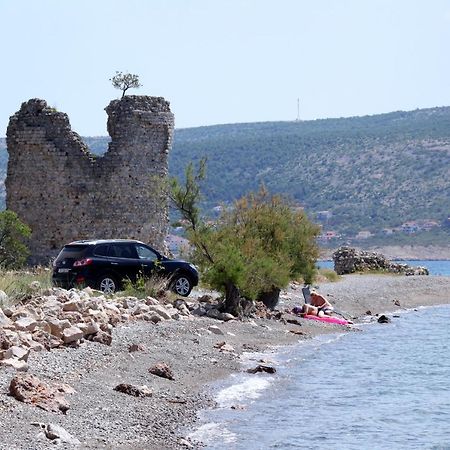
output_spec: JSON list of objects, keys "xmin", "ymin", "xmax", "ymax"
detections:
[{"xmin": 296, "ymin": 98, "xmax": 301, "ymax": 121}]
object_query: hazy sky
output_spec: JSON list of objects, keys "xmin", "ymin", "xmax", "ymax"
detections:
[{"xmin": 1, "ymin": 0, "xmax": 450, "ymax": 137}]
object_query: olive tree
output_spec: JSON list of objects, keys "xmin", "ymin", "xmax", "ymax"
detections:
[
  {"xmin": 170, "ymin": 161, "xmax": 320, "ymax": 316},
  {"xmin": 0, "ymin": 210, "xmax": 31, "ymax": 269},
  {"xmin": 110, "ymin": 71, "xmax": 142, "ymax": 98}
]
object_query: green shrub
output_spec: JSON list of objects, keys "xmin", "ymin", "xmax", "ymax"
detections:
[
  {"xmin": 121, "ymin": 272, "xmax": 169, "ymax": 299},
  {"xmin": 0, "ymin": 210, "xmax": 31, "ymax": 269},
  {"xmin": 170, "ymin": 161, "xmax": 320, "ymax": 315}
]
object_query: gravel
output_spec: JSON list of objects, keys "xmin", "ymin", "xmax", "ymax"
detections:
[{"xmin": 0, "ymin": 275, "xmax": 449, "ymax": 449}]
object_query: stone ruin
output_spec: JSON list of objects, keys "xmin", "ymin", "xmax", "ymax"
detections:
[
  {"xmin": 332, "ymin": 247, "xmax": 429, "ymax": 275},
  {"xmin": 6, "ymin": 96, "xmax": 174, "ymax": 264}
]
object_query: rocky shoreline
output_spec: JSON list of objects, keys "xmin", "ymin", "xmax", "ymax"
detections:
[
  {"xmin": 320, "ymin": 245, "xmax": 450, "ymax": 261},
  {"xmin": 0, "ymin": 275, "xmax": 450, "ymax": 449}
]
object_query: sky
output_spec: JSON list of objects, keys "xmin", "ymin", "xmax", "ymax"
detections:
[{"xmin": 1, "ymin": 0, "xmax": 450, "ymax": 137}]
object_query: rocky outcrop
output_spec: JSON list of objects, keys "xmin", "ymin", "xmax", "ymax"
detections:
[
  {"xmin": 6, "ymin": 96, "xmax": 174, "ymax": 264},
  {"xmin": 0, "ymin": 285, "xmax": 241, "ymax": 373},
  {"xmin": 333, "ymin": 247, "xmax": 429, "ymax": 275},
  {"xmin": 0, "ymin": 287, "xmax": 193, "ymax": 371}
]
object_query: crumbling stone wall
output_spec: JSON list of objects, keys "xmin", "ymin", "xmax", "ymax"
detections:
[
  {"xmin": 333, "ymin": 247, "xmax": 429, "ymax": 275},
  {"xmin": 6, "ymin": 96, "xmax": 174, "ymax": 264}
]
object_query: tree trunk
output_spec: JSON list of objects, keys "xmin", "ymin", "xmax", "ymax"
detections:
[
  {"xmin": 258, "ymin": 288, "xmax": 281, "ymax": 310},
  {"xmin": 223, "ymin": 281, "xmax": 242, "ymax": 317},
  {"xmin": 222, "ymin": 282, "xmax": 256, "ymax": 317}
]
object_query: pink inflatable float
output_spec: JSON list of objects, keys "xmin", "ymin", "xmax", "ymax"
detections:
[{"xmin": 303, "ymin": 314, "xmax": 350, "ymax": 325}]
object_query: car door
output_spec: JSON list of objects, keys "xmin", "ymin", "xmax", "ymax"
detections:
[
  {"xmin": 107, "ymin": 243, "xmax": 141, "ymax": 283},
  {"xmin": 133, "ymin": 243, "xmax": 161, "ymax": 278}
]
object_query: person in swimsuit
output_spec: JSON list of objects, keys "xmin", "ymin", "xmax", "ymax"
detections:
[{"xmin": 301, "ymin": 289, "xmax": 334, "ymax": 317}]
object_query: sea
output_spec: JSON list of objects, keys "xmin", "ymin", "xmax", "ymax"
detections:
[
  {"xmin": 317, "ymin": 259, "xmax": 450, "ymax": 276},
  {"xmin": 188, "ymin": 260, "xmax": 450, "ymax": 449}
]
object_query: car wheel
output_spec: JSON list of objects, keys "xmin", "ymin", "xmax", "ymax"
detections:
[
  {"xmin": 97, "ymin": 275, "xmax": 118, "ymax": 294},
  {"xmin": 171, "ymin": 274, "xmax": 193, "ymax": 297}
]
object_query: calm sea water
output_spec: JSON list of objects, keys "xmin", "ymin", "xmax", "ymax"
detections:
[
  {"xmin": 190, "ymin": 304, "xmax": 450, "ymax": 449},
  {"xmin": 318, "ymin": 260, "xmax": 450, "ymax": 276}
]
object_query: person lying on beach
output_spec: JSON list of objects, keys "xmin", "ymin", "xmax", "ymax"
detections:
[{"xmin": 301, "ymin": 289, "xmax": 334, "ymax": 317}]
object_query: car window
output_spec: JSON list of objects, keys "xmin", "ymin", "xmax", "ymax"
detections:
[
  {"xmin": 135, "ymin": 245, "xmax": 158, "ymax": 261},
  {"xmin": 93, "ymin": 244, "xmax": 109, "ymax": 257},
  {"xmin": 56, "ymin": 245, "xmax": 88, "ymax": 261},
  {"xmin": 108, "ymin": 244, "xmax": 138, "ymax": 259}
]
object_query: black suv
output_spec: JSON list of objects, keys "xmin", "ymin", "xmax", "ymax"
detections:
[{"xmin": 52, "ymin": 239, "xmax": 198, "ymax": 296}]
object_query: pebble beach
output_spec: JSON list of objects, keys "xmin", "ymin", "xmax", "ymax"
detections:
[{"xmin": 1, "ymin": 274, "xmax": 449, "ymax": 449}]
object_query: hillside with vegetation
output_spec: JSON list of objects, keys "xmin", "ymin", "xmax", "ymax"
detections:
[{"xmin": 1, "ymin": 106, "xmax": 450, "ymax": 248}]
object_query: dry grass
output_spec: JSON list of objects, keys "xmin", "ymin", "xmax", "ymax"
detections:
[
  {"xmin": 315, "ymin": 268, "xmax": 341, "ymax": 283},
  {"xmin": 0, "ymin": 267, "xmax": 53, "ymax": 307},
  {"xmin": 121, "ymin": 273, "xmax": 170, "ymax": 299}
]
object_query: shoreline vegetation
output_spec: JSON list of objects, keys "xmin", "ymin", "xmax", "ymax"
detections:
[{"xmin": 0, "ymin": 274, "xmax": 450, "ymax": 448}]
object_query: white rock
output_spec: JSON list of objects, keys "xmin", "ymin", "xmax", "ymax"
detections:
[
  {"xmin": 218, "ymin": 312, "xmax": 236, "ymax": 322},
  {"xmin": 82, "ymin": 286, "xmax": 95, "ymax": 296},
  {"xmin": 36, "ymin": 320, "xmax": 52, "ymax": 334},
  {"xmin": 0, "ymin": 290, "xmax": 8, "ymax": 305},
  {"xmin": 43, "ymin": 423, "xmax": 81, "ymax": 445},
  {"xmin": 42, "ymin": 295, "xmax": 61, "ymax": 311},
  {"xmin": 4, "ymin": 329, "xmax": 20, "ymax": 345},
  {"xmin": 144, "ymin": 313, "xmax": 162, "ymax": 323},
  {"xmin": 103, "ymin": 303, "xmax": 121, "ymax": 314},
  {"xmin": 27, "ymin": 341, "xmax": 45, "ymax": 352},
  {"xmin": 219, "ymin": 343, "xmax": 235, "ymax": 353},
  {"xmin": 0, "ymin": 308, "xmax": 13, "ymax": 328},
  {"xmin": 178, "ymin": 305, "xmax": 190, "ymax": 316},
  {"xmin": 146, "ymin": 296, "xmax": 159, "ymax": 306},
  {"xmin": 62, "ymin": 300, "xmax": 82, "ymax": 312},
  {"xmin": 0, "ymin": 357, "xmax": 29, "ymax": 371},
  {"xmin": 10, "ymin": 345, "xmax": 30, "ymax": 361},
  {"xmin": 68, "ymin": 290, "xmax": 81, "ymax": 302},
  {"xmin": 147, "ymin": 305, "xmax": 172, "ymax": 320},
  {"xmin": 78, "ymin": 290, "xmax": 91, "ymax": 302},
  {"xmin": 76, "ymin": 321, "xmax": 100, "ymax": 336},
  {"xmin": 14, "ymin": 317, "xmax": 37, "ymax": 332},
  {"xmin": 62, "ymin": 325, "xmax": 83, "ymax": 344},
  {"xmin": 121, "ymin": 297, "xmax": 138, "ymax": 309}
]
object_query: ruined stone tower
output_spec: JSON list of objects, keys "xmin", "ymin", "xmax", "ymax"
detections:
[{"xmin": 6, "ymin": 96, "xmax": 174, "ymax": 264}]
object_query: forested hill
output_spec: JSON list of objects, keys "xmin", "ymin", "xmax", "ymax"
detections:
[
  {"xmin": 1, "ymin": 106, "xmax": 450, "ymax": 241},
  {"xmin": 169, "ymin": 107, "xmax": 450, "ymax": 238}
]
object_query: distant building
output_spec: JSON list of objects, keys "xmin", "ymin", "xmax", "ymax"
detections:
[
  {"xmin": 421, "ymin": 220, "xmax": 439, "ymax": 231},
  {"xmin": 355, "ymin": 231, "xmax": 373, "ymax": 240},
  {"xmin": 318, "ymin": 230, "xmax": 339, "ymax": 241},
  {"xmin": 315, "ymin": 210, "xmax": 333, "ymax": 222},
  {"xmin": 401, "ymin": 222, "xmax": 420, "ymax": 234}
]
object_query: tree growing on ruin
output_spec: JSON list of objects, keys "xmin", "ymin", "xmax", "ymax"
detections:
[
  {"xmin": 170, "ymin": 161, "xmax": 320, "ymax": 317},
  {"xmin": 110, "ymin": 71, "xmax": 142, "ymax": 98},
  {"xmin": 0, "ymin": 210, "xmax": 31, "ymax": 269}
]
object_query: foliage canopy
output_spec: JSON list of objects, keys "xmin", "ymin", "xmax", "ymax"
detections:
[
  {"xmin": 170, "ymin": 161, "xmax": 320, "ymax": 315},
  {"xmin": 110, "ymin": 71, "xmax": 142, "ymax": 98},
  {"xmin": 0, "ymin": 210, "xmax": 31, "ymax": 269}
]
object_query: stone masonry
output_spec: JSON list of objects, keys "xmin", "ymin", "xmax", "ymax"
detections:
[
  {"xmin": 6, "ymin": 96, "xmax": 174, "ymax": 264},
  {"xmin": 333, "ymin": 247, "xmax": 429, "ymax": 275}
]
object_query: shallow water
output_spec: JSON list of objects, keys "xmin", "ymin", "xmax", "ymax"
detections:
[
  {"xmin": 318, "ymin": 260, "xmax": 450, "ymax": 276},
  {"xmin": 191, "ymin": 305, "xmax": 450, "ymax": 449}
]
